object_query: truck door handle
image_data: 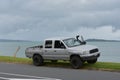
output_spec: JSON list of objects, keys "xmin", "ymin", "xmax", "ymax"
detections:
[
  {"xmin": 54, "ymin": 50, "xmax": 56, "ymax": 52},
  {"xmin": 45, "ymin": 50, "xmax": 47, "ymax": 52}
]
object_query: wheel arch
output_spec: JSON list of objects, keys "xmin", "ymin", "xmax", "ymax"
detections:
[
  {"xmin": 33, "ymin": 53, "xmax": 42, "ymax": 58},
  {"xmin": 70, "ymin": 54, "xmax": 81, "ymax": 60}
]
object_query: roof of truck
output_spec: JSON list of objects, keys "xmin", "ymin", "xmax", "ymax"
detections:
[{"xmin": 45, "ymin": 37, "xmax": 73, "ymax": 41}]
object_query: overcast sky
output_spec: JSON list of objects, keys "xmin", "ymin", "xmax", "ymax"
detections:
[{"xmin": 0, "ymin": 0, "xmax": 120, "ymax": 40}]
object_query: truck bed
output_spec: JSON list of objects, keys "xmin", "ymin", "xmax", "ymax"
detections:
[{"xmin": 25, "ymin": 45, "xmax": 43, "ymax": 58}]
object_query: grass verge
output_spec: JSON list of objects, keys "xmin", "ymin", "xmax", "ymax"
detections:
[
  {"xmin": 0, "ymin": 56, "xmax": 32, "ymax": 64},
  {"xmin": 0, "ymin": 56, "xmax": 120, "ymax": 72}
]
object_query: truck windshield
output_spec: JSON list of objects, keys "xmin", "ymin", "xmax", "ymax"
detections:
[{"xmin": 63, "ymin": 38, "xmax": 81, "ymax": 47}]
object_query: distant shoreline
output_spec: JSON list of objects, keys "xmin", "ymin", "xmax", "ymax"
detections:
[
  {"xmin": 0, "ymin": 39, "xmax": 120, "ymax": 42},
  {"xmin": 86, "ymin": 39, "xmax": 120, "ymax": 42},
  {"xmin": 0, "ymin": 39, "xmax": 31, "ymax": 42}
]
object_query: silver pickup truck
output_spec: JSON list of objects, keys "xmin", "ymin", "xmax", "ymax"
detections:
[{"xmin": 25, "ymin": 36, "xmax": 100, "ymax": 69}]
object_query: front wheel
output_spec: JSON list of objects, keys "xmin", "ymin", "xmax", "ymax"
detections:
[
  {"xmin": 33, "ymin": 55, "xmax": 44, "ymax": 66},
  {"xmin": 87, "ymin": 58, "xmax": 97, "ymax": 64},
  {"xmin": 70, "ymin": 56, "xmax": 83, "ymax": 69}
]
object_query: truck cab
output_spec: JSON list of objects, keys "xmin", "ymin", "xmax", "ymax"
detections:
[{"xmin": 43, "ymin": 38, "xmax": 69, "ymax": 60}]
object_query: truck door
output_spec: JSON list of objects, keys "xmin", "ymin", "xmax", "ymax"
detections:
[
  {"xmin": 43, "ymin": 40, "xmax": 54, "ymax": 59},
  {"xmin": 53, "ymin": 40, "xmax": 69, "ymax": 60}
]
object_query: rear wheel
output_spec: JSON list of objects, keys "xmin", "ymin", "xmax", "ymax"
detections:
[
  {"xmin": 51, "ymin": 60, "xmax": 57, "ymax": 63},
  {"xmin": 87, "ymin": 58, "xmax": 97, "ymax": 64},
  {"xmin": 70, "ymin": 56, "xmax": 83, "ymax": 69},
  {"xmin": 33, "ymin": 55, "xmax": 44, "ymax": 66},
  {"xmin": 82, "ymin": 60, "xmax": 86, "ymax": 63}
]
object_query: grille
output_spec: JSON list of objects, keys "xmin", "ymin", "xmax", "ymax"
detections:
[{"xmin": 90, "ymin": 48, "xmax": 99, "ymax": 54}]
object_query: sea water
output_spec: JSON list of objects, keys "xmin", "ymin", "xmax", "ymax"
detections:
[
  {"xmin": 0, "ymin": 41, "xmax": 42, "ymax": 58},
  {"xmin": 88, "ymin": 41, "xmax": 120, "ymax": 63},
  {"xmin": 0, "ymin": 41, "xmax": 120, "ymax": 63}
]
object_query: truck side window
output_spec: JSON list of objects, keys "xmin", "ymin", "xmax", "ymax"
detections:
[
  {"xmin": 54, "ymin": 40, "xmax": 66, "ymax": 49},
  {"xmin": 45, "ymin": 40, "xmax": 52, "ymax": 48}
]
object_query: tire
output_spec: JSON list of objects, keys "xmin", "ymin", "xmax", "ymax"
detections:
[
  {"xmin": 33, "ymin": 54, "xmax": 44, "ymax": 66},
  {"xmin": 82, "ymin": 60, "xmax": 86, "ymax": 64},
  {"xmin": 87, "ymin": 58, "xmax": 97, "ymax": 64},
  {"xmin": 70, "ymin": 56, "xmax": 83, "ymax": 69},
  {"xmin": 51, "ymin": 60, "xmax": 57, "ymax": 63}
]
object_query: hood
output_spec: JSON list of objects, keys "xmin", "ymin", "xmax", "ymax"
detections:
[{"xmin": 68, "ymin": 45, "xmax": 98, "ymax": 53}]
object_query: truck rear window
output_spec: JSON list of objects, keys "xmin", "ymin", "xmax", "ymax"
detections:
[{"xmin": 45, "ymin": 40, "xmax": 52, "ymax": 48}]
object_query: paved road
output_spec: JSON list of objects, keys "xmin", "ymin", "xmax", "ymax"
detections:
[{"xmin": 0, "ymin": 63, "xmax": 120, "ymax": 80}]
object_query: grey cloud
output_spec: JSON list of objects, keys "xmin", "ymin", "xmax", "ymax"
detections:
[{"xmin": 0, "ymin": 0, "xmax": 120, "ymax": 40}]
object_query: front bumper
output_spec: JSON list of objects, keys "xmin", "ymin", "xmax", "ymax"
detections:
[{"xmin": 81, "ymin": 53, "xmax": 100, "ymax": 61}]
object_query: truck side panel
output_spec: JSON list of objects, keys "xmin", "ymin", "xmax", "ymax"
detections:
[{"xmin": 25, "ymin": 47, "xmax": 43, "ymax": 58}]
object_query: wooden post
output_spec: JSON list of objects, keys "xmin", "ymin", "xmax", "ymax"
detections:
[{"xmin": 14, "ymin": 46, "xmax": 20, "ymax": 58}]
